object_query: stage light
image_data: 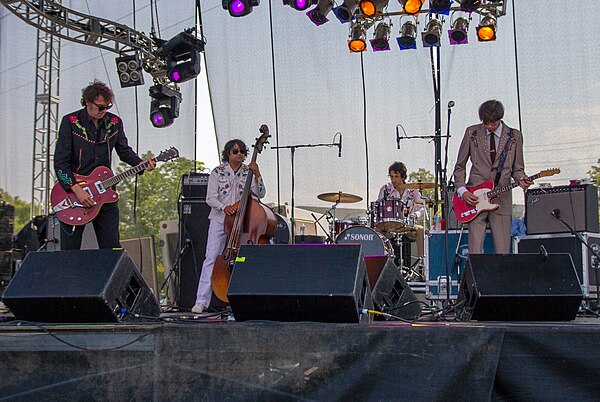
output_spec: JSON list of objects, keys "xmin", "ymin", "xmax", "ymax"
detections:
[
  {"xmin": 449, "ymin": 16, "xmax": 469, "ymax": 45},
  {"xmin": 334, "ymin": 0, "xmax": 359, "ymax": 23},
  {"xmin": 149, "ymin": 85, "xmax": 182, "ymax": 128},
  {"xmin": 477, "ymin": 14, "xmax": 496, "ymax": 41},
  {"xmin": 370, "ymin": 21, "xmax": 391, "ymax": 51},
  {"xmin": 457, "ymin": 0, "xmax": 480, "ymax": 13},
  {"xmin": 422, "ymin": 18, "xmax": 442, "ymax": 47},
  {"xmin": 283, "ymin": 0, "xmax": 316, "ymax": 11},
  {"xmin": 159, "ymin": 30, "xmax": 205, "ymax": 84},
  {"xmin": 429, "ymin": 0, "xmax": 451, "ymax": 14},
  {"xmin": 396, "ymin": 19, "xmax": 417, "ymax": 50},
  {"xmin": 222, "ymin": 0, "xmax": 259, "ymax": 17},
  {"xmin": 348, "ymin": 22, "xmax": 367, "ymax": 52},
  {"xmin": 359, "ymin": 0, "xmax": 388, "ymax": 18},
  {"xmin": 115, "ymin": 54, "xmax": 144, "ymax": 88},
  {"xmin": 307, "ymin": 0, "xmax": 333, "ymax": 26},
  {"xmin": 400, "ymin": 0, "xmax": 423, "ymax": 15}
]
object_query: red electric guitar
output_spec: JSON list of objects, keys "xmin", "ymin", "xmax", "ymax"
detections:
[
  {"xmin": 51, "ymin": 147, "xmax": 179, "ymax": 225},
  {"xmin": 452, "ymin": 168, "xmax": 560, "ymax": 224}
]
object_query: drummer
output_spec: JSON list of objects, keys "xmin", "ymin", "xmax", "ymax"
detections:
[{"xmin": 377, "ymin": 161, "xmax": 425, "ymax": 259}]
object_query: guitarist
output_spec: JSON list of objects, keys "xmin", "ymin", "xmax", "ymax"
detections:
[
  {"xmin": 192, "ymin": 139, "xmax": 266, "ymax": 314},
  {"xmin": 53, "ymin": 80, "xmax": 155, "ymax": 250},
  {"xmin": 452, "ymin": 100, "xmax": 532, "ymax": 254}
]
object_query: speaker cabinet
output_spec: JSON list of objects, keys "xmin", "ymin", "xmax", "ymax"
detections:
[
  {"xmin": 227, "ymin": 244, "xmax": 373, "ymax": 323},
  {"xmin": 369, "ymin": 257, "xmax": 420, "ymax": 320},
  {"xmin": 177, "ymin": 199, "xmax": 211, "ymax": 309},
  {"xmin": 525, "ymin": 184, "xmax": 599, "ymax": 235},
  {"xmin": 181, "ymin": 172, "xmax": 209, "ymax": 199},
  {"xmin": 2, "ymin": 249, "xmax": 160, "ymax": 323},
  {"xmin": 457, "ymin": 254, "xmax": 583, "ymax": 321}
]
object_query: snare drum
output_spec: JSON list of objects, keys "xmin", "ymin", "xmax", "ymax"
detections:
[
  {"xmin": 335, "ymin": 226, "xmax": 394, "ymax": 257},
  {"xmin": 371, "ymin": 198, "xmax": 406, "ymax": 232}
]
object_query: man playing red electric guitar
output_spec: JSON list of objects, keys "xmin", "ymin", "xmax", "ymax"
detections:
[
  {"xmin": 53, "ymin": 80, "xmax": 155, "ymax": 250},
  {"xmin": 452, "ymin": 100, "xmax": 532, "ymax": 254}
]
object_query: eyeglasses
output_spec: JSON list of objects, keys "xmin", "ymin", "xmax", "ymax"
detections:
[
  {"xmin": 91, "ymin": 100, "xmax": 113, "ymax": 111},
  {"xmin": 231, "ymin": 148, "xmax": 247, "ymax": 155}
]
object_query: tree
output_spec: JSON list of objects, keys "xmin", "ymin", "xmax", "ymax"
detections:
[
  {"xmin": 0, "ymin": 189, "xmax": 32, "ymax": 235},
  {"xmin": 588, "ymin": 159, "xmax": 600, "ymax": 186},
  {"xmin": 408, "ymin": 168, "xmax": 435, "ymax": 200},
  {"xmin": 116, "ymin": 155, "xmax": 204, "ymax": 273}
]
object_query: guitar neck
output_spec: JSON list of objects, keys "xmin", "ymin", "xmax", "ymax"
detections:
[
  {"xmin": 102, "ymin": 159, "xmax": 153, "ymax": 188},
  {"xmin": 487, "ymin": 172, "xmax": 542, "ymax": 199}
]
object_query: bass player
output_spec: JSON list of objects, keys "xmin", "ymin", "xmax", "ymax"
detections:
[
  {"xmin": 54, "ymin": 80, "xmax": 155, "ymax": 250},
  {"xmin": 192, "ymin": 139, "xmax": 266, "ymax": 314},
  {"xmin": 452, "ymin": 99, "xmax": 532, "ymax": 254}
]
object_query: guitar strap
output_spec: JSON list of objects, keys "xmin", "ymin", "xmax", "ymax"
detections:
[{"xmin": 494, "ymin": 128, "xmax": 514, "ymax": 186}]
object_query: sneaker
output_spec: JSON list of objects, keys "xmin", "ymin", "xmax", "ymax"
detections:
[{"xmin": 191, "ymin": 303, "xmax": 206, "ymax": 314}]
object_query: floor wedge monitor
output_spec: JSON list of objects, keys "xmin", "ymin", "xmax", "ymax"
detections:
[
  {"xmin": 457, "ymin": 253, "xmax": 583, "ymax": 321},
  {"xmin": 2, "ymin": 249, "xmax": 160, "ymax": 323},
  {"xmin": 228, "ymin": 244, "xmax": 373, "ymax": 323}
]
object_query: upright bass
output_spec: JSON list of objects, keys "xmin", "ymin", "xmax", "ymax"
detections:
[{"xmin": 211, "ymin": 125, "xmax": 277, "ymax": 302}]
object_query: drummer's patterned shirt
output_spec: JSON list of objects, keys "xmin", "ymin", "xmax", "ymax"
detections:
[{"xmin": 377, "ymin": 182, "xmax": 425, "ymax": 218}]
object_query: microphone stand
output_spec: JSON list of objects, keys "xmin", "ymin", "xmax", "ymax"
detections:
[
  {"xmin": 270, "ymin": 140, "xmax": 339, "ymax": 243},
  {"xmin": 160, "ymin": 238, "xmax": 192, "ymax": 308},
  {"xmin": 552, "ymin": 212, "xmax": 600, "ymax": 315}
]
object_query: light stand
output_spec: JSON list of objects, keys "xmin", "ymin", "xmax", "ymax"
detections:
[{"xmin": 271, "ymin": 138, "xmax": 340, "ymax": 243}]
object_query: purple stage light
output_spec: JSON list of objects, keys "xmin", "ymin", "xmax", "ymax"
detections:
[
  {"xmin": 151, "ymin": 112, "xmax": 165, "ymax": 127},
  {"xmin": 170, "ymin": 71, "xmax": 181, "ymax": 82},
  {"xmin": 295, "ymin": 0, "xmax": 308, "ymax": 10},
  {"xmin": 230, "ymin": 0, "xmax": 246, "ymax": 16}
]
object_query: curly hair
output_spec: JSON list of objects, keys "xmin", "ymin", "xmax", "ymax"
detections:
[
  {"xmin": 221, "ymin": 139, "xmax": 248, "ymax": 162},
  {"xmin": 80, "ymin": 80, "xmax": 114, "ymax": 106},
  {"xmin": 388, "ymin": 161, "xmax": 407, "ymax": 179}
]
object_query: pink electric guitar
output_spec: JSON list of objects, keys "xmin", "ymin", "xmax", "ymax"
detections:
[
  {"xmin": 51, "ymin": 147, "xmax": 179, "ymax": 225},
  {"xmin": 453, "ymin": 168, "xmax": 560, "ymax": 224}
]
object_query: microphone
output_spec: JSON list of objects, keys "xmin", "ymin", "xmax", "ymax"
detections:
[
  {"xmin": 41, "ymin": 238, "xmax": 58, "ymax": 244},
  {"xmin": 551, "ymin": 208, "xmax": 561, "ymax": 219},
  {"xmin": 448, "ymin": 100, "xmax": 455, "ymax": 108},
  {"xmin": 338, "ymin": 133, "xmax": 342, "ymax": 158}
]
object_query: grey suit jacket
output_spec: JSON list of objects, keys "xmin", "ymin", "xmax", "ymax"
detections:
[{"xmin": 452, "ymin": 122, "xmax": 526, "ymax": 216}]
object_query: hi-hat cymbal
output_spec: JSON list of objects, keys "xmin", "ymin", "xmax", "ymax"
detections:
[
  {"xmin": 317, "ymin": 191, "xmax": 363, "ymax": 203},
  {"xmin": 398, "ymin": 182, "xmax": 436, "ymax": 190}
]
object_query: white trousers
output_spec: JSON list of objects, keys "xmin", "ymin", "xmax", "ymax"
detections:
[{"xmin": 195, "ymin": 219, "xmax": 227, "ymax": 307}]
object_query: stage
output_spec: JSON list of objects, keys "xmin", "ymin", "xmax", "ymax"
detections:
[{"xmin": 1, "ymin": 315, "xmax": 599, "ymax": 401}]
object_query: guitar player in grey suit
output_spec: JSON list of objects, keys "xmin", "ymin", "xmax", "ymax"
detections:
[{"xmin": 453, "ymin": 100, "xmax": 532, "ymax": 254}]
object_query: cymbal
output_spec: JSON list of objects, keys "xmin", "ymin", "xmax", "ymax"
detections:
[
  {"xmin": 317, "ymin": 191, "xmax": 363, "ymax": 203},
  {"xmin": 398, "ymin": 182, "xmax": 436, "ymax": 190}
]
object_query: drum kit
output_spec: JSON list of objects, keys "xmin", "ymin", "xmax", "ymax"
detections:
[{"xmin": 316, "ymin": 182, "xmax": 437, "ymax": 282}]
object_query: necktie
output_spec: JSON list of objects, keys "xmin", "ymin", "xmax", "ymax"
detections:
[{"xmin": 490, "ymin": 133, "xmax": 496, "ymax": 163}]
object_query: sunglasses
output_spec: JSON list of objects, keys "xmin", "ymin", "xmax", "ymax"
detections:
[
  {"xmin": 231, "ymin": 148, "xmax": 247, "ymax": 155},
  {"xmin": 91, "ymin": 100, "xmax": 113, "ymax": 111}
]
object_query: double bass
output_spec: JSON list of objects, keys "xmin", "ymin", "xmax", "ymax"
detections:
[{"xmin": 211, "ymin": 125, "xmax": 277, "ymax": 302}]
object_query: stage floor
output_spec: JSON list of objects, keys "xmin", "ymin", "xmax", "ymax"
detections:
[{"xmin": 1, "ymin": 311, "xmax": 599, "ymax": 401}]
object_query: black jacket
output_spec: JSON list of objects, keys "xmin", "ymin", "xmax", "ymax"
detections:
[{"xmin": 54, "ymin": 108, "xmax": 142, "ymax": 191}]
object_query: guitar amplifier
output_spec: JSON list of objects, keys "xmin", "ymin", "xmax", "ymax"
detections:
[
  {"xmin": 525, "ymin": 184, "xmax": 598, "ymax": 235},
  {"xmin": 181, "ymin": 172, "xmax": 209, "ymax": 199}
]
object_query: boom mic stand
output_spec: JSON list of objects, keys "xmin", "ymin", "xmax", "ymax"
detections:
[
  {"xmin": 160, "ymin": 237, "xmax": 192, "ymax": 309},
  {"xmin": 271, "ymin": 135, "xmax": 340, "ymax": 243},
  {"xmin": 551, "ymin": 210, "xmax": 600, "ymax": 315}
]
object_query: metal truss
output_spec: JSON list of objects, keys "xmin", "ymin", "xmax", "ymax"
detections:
[{"xmin": 0, "ymin": 0, "xmax": 167, "ymax": 80}]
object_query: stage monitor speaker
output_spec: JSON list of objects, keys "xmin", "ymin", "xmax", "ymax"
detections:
[
  {"xmin": 2, "ymin": 249, "xmax": 160, "ymax": 323},
  {"xmin": 369, "ymin": 256, "xmax": 420, "ymax": 320},
  {"xmin": 227, "ymin": 244, "xmax": 373, "ymax": 323},
  {"xmin": 525, "ymin": 184, "xmax": 599, "ymax": 235},
  {"xmin": 177, "ymin": 199, "xmax": 211, "ymax": 309},
  {"xmin": 457, "ymin": 254, "xmax": 583, "ymax": 321}
]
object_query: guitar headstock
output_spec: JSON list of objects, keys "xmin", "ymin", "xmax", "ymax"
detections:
[
  {"xmin": 156, "ymin": 147, "xmax": 179, "ymax": 163},
  {"xmin": 254, "ymin": 125, "xmax": 270, "ymax": 154},
  {"xmin": 539, "ymin": 168, "xmax": 560, "ymax": 178}
]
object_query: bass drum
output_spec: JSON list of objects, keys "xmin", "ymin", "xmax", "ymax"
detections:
[
  {"xmin": 335, "ymin": 226, "xmax": 394, "ymax": 257},
  {"xmin": 270, "ymin": 213, "xmax": 291, "ymax": 244}
]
